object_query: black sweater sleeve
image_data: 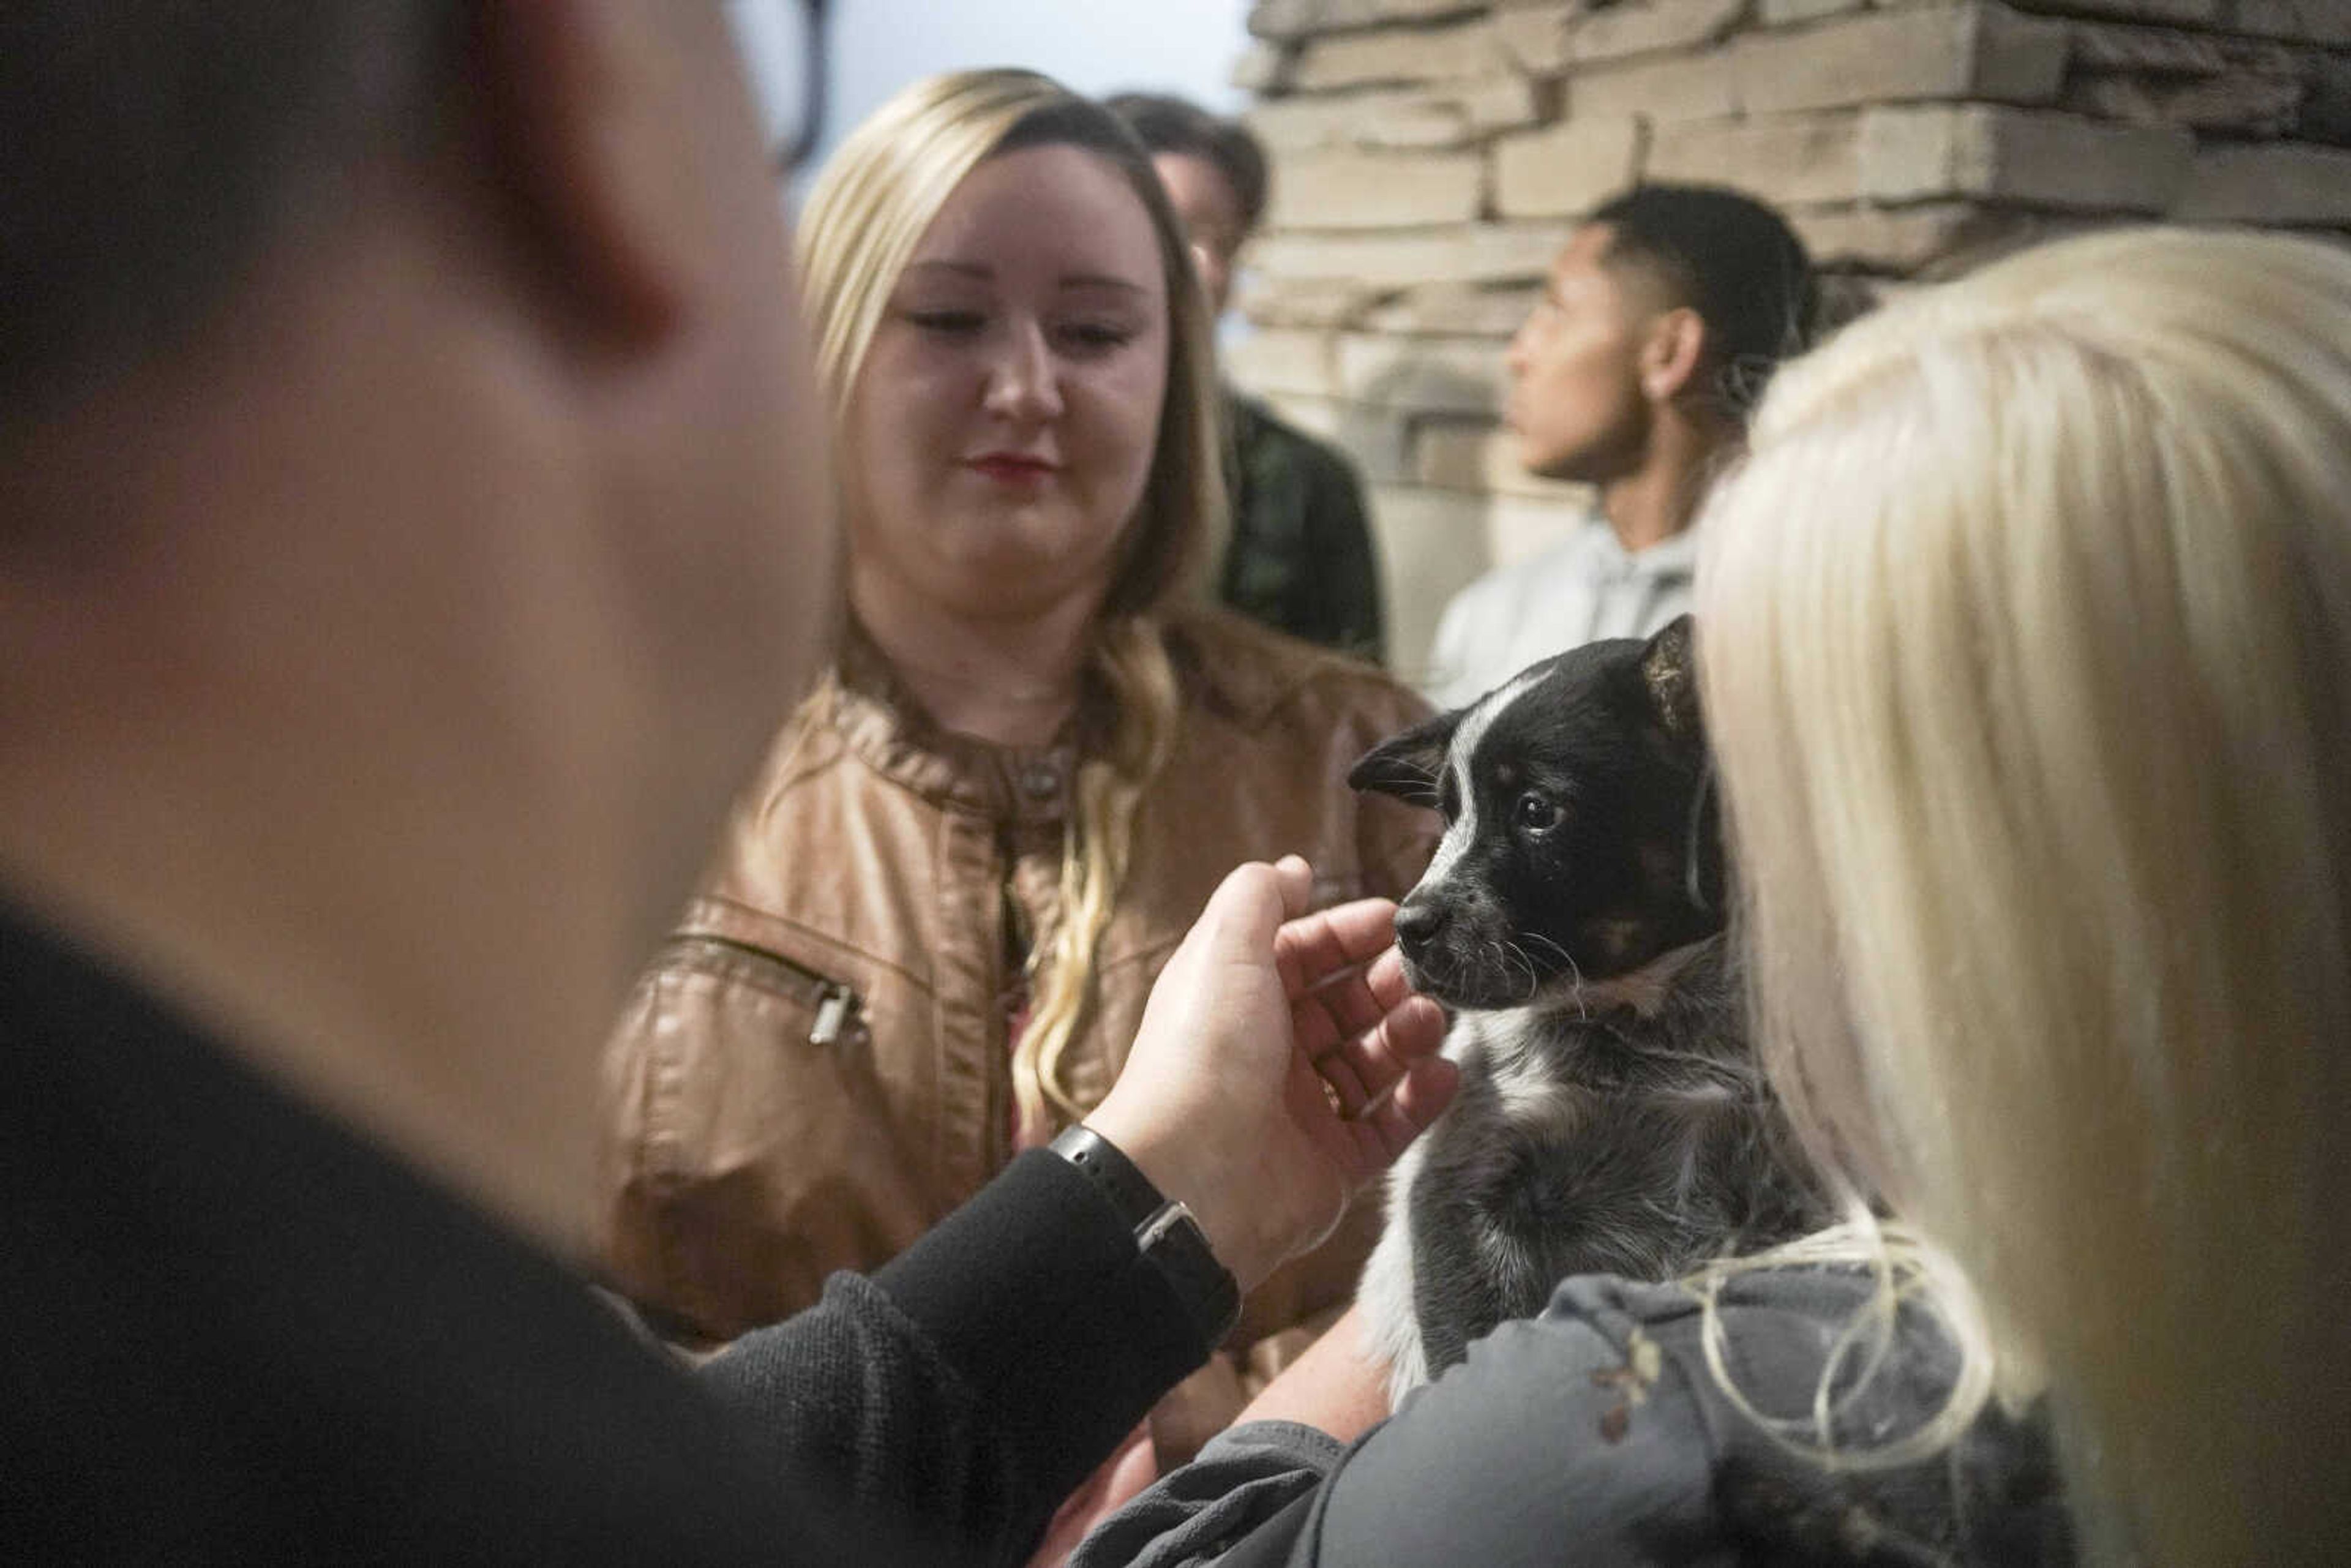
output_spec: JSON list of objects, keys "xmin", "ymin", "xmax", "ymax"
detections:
[{"xmin": 697, "ymin": 1149, "xmax": 1210, "ymax": 1566}]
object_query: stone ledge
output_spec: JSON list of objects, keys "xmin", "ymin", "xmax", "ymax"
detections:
[
  {"xmin": 1501, "ymin": 0, "xmax": 1747, "ymax": 72},
  {"xmin": 2230, "ymin": 0, "xmax": 2351, "ymax": 47},
  {"xmin": 1736, "ymin": 2, "xmax": 2072, "ymax": 115},
  {"xmin": 1291, "ymin": 17, "xmax": 1511, "ymax": 89},
  {"xmin": 1234, "ymin": 40, "xmax": 1294, "ymax": 93},
  {"xmin": 2007, "ymin": 0, "xmax": 2219, "ymax": 23},
  {"xmin": 1268, "ymin": 149, "xmax": 1490, "ymax": 229},
  {"xmin": 1365, "ymin": 282, "xmax": 1547, "ymax": 335},
  {"xmin": 1250, "ymin": 0, "xmax": 1489, "ymax": 41},
  {"xmin": 1246, "ymin": 77, "xmax": 1552, "ymax": 151},
  {"xmin": 1493, "ymin": 118, "xmax": 1649, "ymax": 217},
  {"xmin": 1785, "ymin": 200, "xmax": 2050, "ymax": 270},
  {"xmin": 1562, "ymin": 2, "xmax": 2072, "ymax": 120},
  {"xmin": 1251, "ymin": 222, "xmax": 1577, "ymax": 286},
  {"xmin": 1648, "ymin": 113, "xmax": 1868, "ymax": 207},
  {"xmin": 1575, "ymin": 0, "xmax": 1749, "ymax": 65},
  {"xmin": 1248, "ymin": 88, "xmax": 1472, "ymax": 152},
  {"xmin": 1566, "ymin": 48, "xmax": 1742, "ymax": 120},
  {"xmin": 2065, "ymin": 71, "xmax": 2307, "ymax": 137},
  {"xmin": 1760, "ymin": 0, "xmax": 1869, "ymax": 23},
  {"xmin": 1860, "ymin": 103, "xmax": 2195, "ymax": 211},
  {"xmin": 2175, "ymin": 140, "xmax": 2351, "ymax": 222},
  {"xmin": 1236, "ymin": 276, "xmax": 1393, "ymax": 331}
]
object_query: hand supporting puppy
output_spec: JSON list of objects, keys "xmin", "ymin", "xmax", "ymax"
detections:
[{"xmin": 1086, "ymin": 855, "xmax": 1456, "ymax": 1296}]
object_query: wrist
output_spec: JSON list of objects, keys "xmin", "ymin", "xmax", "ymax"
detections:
[
  {"xmin": 1078, "ymin": 1104, "xmax": 1231, "ymax": 1263},
  {"xmin": 1052, "ymin": 1122, "xmax": 1242, "ymax": 1352},
  {"xmin": 1081, "ymin": 1100, "xmax": 1269, "ymax": 1278},
  {"xmin": 1082, "ymin": 1108, "xmax": 1280, "ymax": 1292}
]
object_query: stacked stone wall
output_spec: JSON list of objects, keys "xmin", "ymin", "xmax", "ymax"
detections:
[{"xmin": 1228, "ymin": 0, "xmax": 2351, "ymax": 677}]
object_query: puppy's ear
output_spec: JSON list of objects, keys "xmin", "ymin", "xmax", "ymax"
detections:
[
  {"xmin": 1641, "ymin": 614, "xmax": 1703, "ymax": 740},
  {"xmin": 1348, "ymin": 710, "xmax": 1461, "ymax": 806}
]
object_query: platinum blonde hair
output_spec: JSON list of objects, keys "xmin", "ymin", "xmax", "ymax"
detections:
[
  {"xmin": 1696, "ymin": 227, "xmax": 2351, "ymax": 1563},
  {"xmin": 793, "ymin": 70, "xmax": 1228, "ymax": 1131}
]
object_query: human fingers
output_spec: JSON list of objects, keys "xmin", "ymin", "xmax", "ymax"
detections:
[
  {"xmin": 1272, "ymin": 853, "xmax": 1314, "ymax": 921},
  {"xmin": 1310, "ymin": 994, "xmax": 1445, "ymax": 1119},
  {"xmin": 1292, "ymin": 947, "xmax": 1415, "ymax": 1056},
  {"xmin": 1295, "ymin": 1045, "xmax": 1457, "ymax": 1188},
  {"xmin": 1275, "ymin": 898, "xmax": 1397, "ymax": 997},
  {"xmin": 1359, "ymin": 1054, "xmax": 1460, "ymax": 1160},
  {"xmin": 1193, "ymin": 860, "xmax": 1294, "ymax": 967}
]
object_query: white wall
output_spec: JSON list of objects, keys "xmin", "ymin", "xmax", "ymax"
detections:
[{"xmin": 738, "ymin": 0, "xmax": 1253, "ymax": 174}]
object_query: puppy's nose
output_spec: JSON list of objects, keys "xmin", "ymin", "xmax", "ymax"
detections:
[{"xmin": 1392, "ymin": 898, "xmax": 1449, "ymax": 951}]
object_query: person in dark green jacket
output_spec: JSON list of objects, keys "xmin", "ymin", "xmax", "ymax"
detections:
[{"xmin": 1109, "ymin": 92, "xmax": 1386, "ymax": 666}]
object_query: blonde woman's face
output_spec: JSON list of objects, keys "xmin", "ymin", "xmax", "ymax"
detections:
[{"xmin": 846, "ymin": 143, "xmax": 1171, "ymax": 620}]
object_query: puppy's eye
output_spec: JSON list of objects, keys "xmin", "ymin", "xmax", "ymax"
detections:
[{"xmin": 1514, "ymin": 792, "xmax": 1562, "ymax": 833}]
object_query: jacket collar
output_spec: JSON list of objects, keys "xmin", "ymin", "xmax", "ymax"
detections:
[
  {"xmin": 824, "ymin": 625, "xmax": 1081, "ymax": 826},
  {"xmin": 818, "ymin": 609, "xmax": 1316, "ymax": 823}
]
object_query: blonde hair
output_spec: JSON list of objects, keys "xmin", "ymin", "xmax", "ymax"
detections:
[
  {"xmin": 795, "ymin": 70, "xmax": 1229, "ymax": 1130},
  {"xmin": 1697, "ymin": 228, "xmax": 2351, "ymax": 1562}
]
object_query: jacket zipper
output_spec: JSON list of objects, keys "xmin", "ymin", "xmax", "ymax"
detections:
[{"xmin": 664, "ymin": 934, "xmax": 862, "ymax": 1047}]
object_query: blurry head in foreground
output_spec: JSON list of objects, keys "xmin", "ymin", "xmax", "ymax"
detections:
[{"xmin": 0, "ymin": 0, "xmax": 832, "ymax": 1242}]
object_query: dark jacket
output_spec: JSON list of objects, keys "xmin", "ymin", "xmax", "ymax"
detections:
[
  {"xmin": 1073, "ymin": 1269, "xmax": 2072, "ymax": 1568},
  {"xmin": 1221, "ymin": 391, "xmax": 1385, "ymax": 667},
  {"xmin": 0, "ymin": 905, "xmax": 1213, "ymax": 1566}
]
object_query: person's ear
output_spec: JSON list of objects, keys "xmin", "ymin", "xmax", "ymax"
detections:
[
  {"xmin": 1638, "ymin": 306, "xmax": 1709, "ymax": 404},
  {"xmin": 473, "ymin": 0, "xmax": 720, "ymax": 347}
]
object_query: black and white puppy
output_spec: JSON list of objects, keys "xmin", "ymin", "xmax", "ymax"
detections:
[{"xmin": 1350, "ymin": 615, "xmax": 1822, "ymax": 1401}]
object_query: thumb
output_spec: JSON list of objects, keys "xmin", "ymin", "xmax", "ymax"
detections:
[
  {"xmin": 1271, "ymin": 853, "xmax": 1313, "ymax": 920},
  {"xmin": 1199, "ymin": 857, "xmax": 1315, "ymax": 959}
]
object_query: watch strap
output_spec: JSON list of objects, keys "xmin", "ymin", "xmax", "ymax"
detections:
[{"xmin": 1050, "ymin": 1124, "xmax": 1242, "ymax": 1352}]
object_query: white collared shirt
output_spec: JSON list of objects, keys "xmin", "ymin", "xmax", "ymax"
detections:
[{"xmin": 1422, "ymin": 519, "xmax": 1702, "ymax": 710}]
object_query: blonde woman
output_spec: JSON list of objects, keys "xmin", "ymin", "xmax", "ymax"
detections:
[
  {"xmin": 596, "ymin": 70, "xmax": 1434, "ymax": 1471},
  {"xmin": 1068, "ymin": 228, "xmax": 2351, "ymax": 1567},
  {"xmin": 1698, "ymin": 226, "xmax": 2351, "ymax": 1564}
]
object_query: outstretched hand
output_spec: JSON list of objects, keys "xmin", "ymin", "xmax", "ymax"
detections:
[{"xmin": 1086, "ymin": 856, "xmax": 1456, "ymax": 1293}]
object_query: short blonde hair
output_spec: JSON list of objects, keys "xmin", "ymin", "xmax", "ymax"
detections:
[
  {"xmin": 1698, "ymin": 228, "xmax": 2351, "ymax": 1563},
  {"xmin": 792, "ymin": 71, "xmax": 1229, "ymax": 1131}
]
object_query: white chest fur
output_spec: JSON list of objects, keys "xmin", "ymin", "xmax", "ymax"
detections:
[{"xmin": 1355, "ymin": 941, "xmax": 1711, "ymax": 1409}]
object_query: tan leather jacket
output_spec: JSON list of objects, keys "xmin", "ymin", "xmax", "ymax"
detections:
[{"xmin": 597, "ymin": 609, "xmax": 1435, "ymax": 1460}]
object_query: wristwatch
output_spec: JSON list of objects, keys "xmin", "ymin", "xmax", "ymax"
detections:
[{"xmin": 1049, "ymin": 1124, "xmax": 1242, "ymax": 1351}]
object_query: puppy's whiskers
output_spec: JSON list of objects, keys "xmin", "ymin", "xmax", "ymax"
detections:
[
  {"xmin": 1503, "ymin": 939, "xmax": 1542, "ymax": 1005},
  {"xmin": 1561, "ymin": 954, "xmax": 1590, "ymax": 1020}
]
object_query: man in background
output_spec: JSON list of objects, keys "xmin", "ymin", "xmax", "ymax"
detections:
[
  {"xmin": 1425, "ymin": 184, "xmax": 1816, "ymax": 708},
  {"xmin": 1109, "ymin": 91, "xmax": 1387, "ymax": 666}
]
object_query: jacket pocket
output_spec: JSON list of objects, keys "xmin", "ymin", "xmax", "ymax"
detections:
[
  {"xmin": 654, "ymin": 933, "xmax": 864, "ymax": 1048},
  {"xmin": 601, "ymin": 933, "xmax": 912, "ymax": 1341}
]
